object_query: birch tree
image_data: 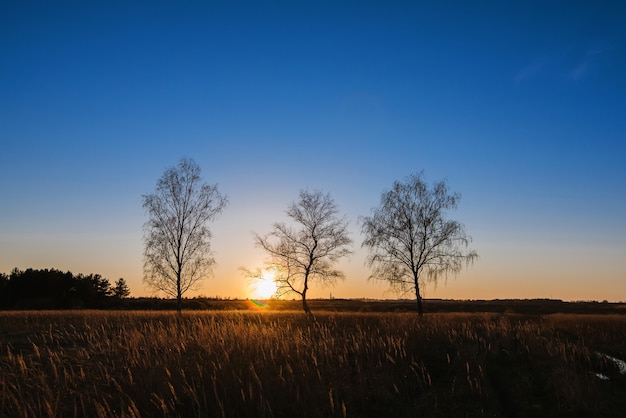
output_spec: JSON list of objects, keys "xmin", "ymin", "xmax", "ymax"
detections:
[
  {"xmin": 252, "ymin": 190, "xmax": 352, "ymax": 315},
  {"xmin": 143, "ymin": 158, "xmax": 227, "ymax": 312},
  {"xmin": 361, "ymin": 173, "xmax": 477, "ymax": 315}
]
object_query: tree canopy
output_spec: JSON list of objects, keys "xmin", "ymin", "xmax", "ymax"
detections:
[
  {"xmin": 251, "ymin": 190, "xmax": 352, "ymax": 314},
  {"xmin": 361, "ymin": 173, "xmax": 477, "ymax": 315},
  {"xmin": 143, "ymin": 158, "xmax": 228, "ymax": 312}
]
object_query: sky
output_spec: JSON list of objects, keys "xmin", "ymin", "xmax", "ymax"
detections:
[{"xmin": 1, "ymin": 1, "xmax": 625, "ymax": 301}]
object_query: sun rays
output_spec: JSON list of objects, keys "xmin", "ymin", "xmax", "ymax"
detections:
[{"xmin": 249, "ymin": 269, "xmax": 278, "ymax": 300}]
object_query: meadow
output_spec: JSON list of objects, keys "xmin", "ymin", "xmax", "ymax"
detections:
[{"xmin": 1, "ymin": 309, "xmax": 625, "ymax": 417}]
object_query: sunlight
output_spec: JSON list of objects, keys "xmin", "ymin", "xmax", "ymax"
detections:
[{"xmin": 251, "ymin": 270, "xmax": 278, "ymax": 300}]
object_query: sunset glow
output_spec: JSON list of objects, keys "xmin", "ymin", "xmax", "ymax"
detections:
[
  {"xmin": 0, "ymin": 2, "xmax": 625, "ymax": 302},
  {"xmin": 250, "ymin": 270, "xmax": 278, "ymax": 300}
]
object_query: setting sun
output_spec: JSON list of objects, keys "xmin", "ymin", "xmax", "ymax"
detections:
[{"xmin": 250, "ymin": 270, "xmax": 278, "ymax": 299}]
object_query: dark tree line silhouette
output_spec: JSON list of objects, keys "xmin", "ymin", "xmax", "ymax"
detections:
[{"xmin": 0, "ymin": 268, "xmax": 130, "ymax": 309}]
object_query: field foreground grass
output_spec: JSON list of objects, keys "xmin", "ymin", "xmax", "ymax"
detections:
[{"xmin": 1, "ymin": 311, "xmax": 625, "ymax": 417}]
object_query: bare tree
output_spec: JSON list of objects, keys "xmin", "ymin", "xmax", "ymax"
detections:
[
  {"xmin": 143, "ymin": 158, "xmax": 227, "ymax": 312},
  {"xmin": 361, "ymin": 173, "xmax": 477, "ymax": 315},
  {"xmin": 251, "ymin": 190, "xmax": 352, "ymax": 315}
]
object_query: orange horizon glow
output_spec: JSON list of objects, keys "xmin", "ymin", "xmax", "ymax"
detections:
[{"xmin": 248, "ymin": 269, "xmax": 279, "ymax": 300}]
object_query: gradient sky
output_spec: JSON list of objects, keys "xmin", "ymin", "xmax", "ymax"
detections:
[{"xmin": 1, "ymin": 1, "xmax": 625, "ymax": 301}]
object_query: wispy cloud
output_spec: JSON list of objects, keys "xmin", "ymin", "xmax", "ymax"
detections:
[
  {"xmin": 514, "ymin": 60, "xmax": 548, "ymax": 84},
  {"xmin": 567, "ymin": 45, "xmax": 612, "ymax": 82},
  {"xmin": 515, "ymin": 44, "xmax": 613, "ymax": 84},
  {"xmin": 568, "ymin": 59, "xmax": 590, "ymax": 81}
]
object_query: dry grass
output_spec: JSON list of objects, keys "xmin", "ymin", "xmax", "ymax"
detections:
[{"xmin": 1, "ymin": 311, "xmax": 625, "ymax": 417}]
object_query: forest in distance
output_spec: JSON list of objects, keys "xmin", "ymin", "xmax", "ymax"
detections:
[
  {"xmin": 0, "ymin": 268, "xmax": 129, "ymax": 310},
  {"xmin": 2, "ymin": 267, "xmax": 626, "ymax": 314}
]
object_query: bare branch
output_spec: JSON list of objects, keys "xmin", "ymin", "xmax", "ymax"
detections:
[
  {"xmin": 142, "ymin": 158, "xmax": 228, "ymax": 312},
  {"xmin": 247, "ymin": 190, "xmax": 352, "ymax": 314},
  {"xmin": 361, "ymin": 173, "xmax": 477, "ymax": 315}
]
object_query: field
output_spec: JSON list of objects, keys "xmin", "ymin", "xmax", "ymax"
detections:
[{"xmin": 1, "ymin": 308, "xmax": 626, "ymax": 417}]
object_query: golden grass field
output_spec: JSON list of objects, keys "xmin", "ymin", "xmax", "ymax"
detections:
[{"xmin": 2, "ymin": 310, "xmax": 625, "ymax": 417}]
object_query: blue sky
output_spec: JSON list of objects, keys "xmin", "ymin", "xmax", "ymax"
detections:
[{"xmin": 1, "ymin": 1, "xmax": 625, "ymax": 301}]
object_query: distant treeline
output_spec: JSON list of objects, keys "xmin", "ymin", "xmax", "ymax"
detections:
[
  {"xmin": 0, "ymin": 268, "xmax": 130, "ymax": 309},
  {"xmin": 83, "ymin": 297, "xmax": 626, "ymax": 314},
  {"xmin": 2, "ymin": 268, "xmax": 625, "ymax": 314},
  {"xmin": 191, "ymin": 298, "xmax": 626, "ymax": 315}
]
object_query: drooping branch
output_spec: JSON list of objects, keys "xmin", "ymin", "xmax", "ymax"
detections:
[{"xmin": 361, "ymin": 173, "xmax": 477, "ymax": 315}]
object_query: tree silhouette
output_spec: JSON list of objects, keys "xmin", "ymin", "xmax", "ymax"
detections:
[
  {"xmin": 361, "ymin": 173, "xmax": 477, "ymax": 315},
  {"xmin": 251, "ymin": 190, "xmax": 352, "ymax": 315},
  {"xmin": 0, "ymin": 268, "xmax": 115, "ymax": 309},
  {"xmin": 142, "ymin": 158, "xmax": 228, "ymax": 312},
  {"xmin": 75, "ymin": 273, "xmax": 113, "ymax": 307},
  {"xmin": 113, "ymin": 278, "xmax": 130, "ymax": 298}
]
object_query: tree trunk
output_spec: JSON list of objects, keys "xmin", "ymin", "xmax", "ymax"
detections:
[
  {"xmin": 415, "ymin": 284, "xmax": 424, "ymax": 316},
  {"xmin": 302, "ymin": 284, "xmax": 312, "ymax": 315},
  {"xmin": 177, "ymin": 274, "xmax": 182, "ymax": 314},
  {"xmin": 302, "ymin": 294, "xmax": 312, "ymax": 315},
  {"xmin": 302, "ymin": 272, "xmax": 312, "ymax": 315}
]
